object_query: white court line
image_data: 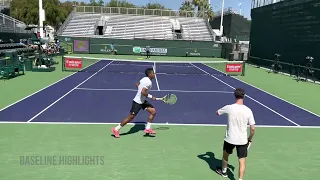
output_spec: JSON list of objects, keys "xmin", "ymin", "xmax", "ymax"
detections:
[
  {"xmin": 75, "ymin": 87, "xmax": 234, "ymax": 94},
  {"xmin": 204, "ymin": 63, "xmax": 320, "ymax": 118},
  {"xmin": 27, "ymin": 61, "xmax": 114, "ymax": 122},
  {"xmin": 0, "ymin": 121, "xmax": 320, "ymax": 128},
  {"xmin": 190, "ymin": 63, "xmax": 301, "ymax": 126},
  {"xmin": 153, "ymin": 62, "xmax": 160, "ymax": 91},
  {"xmin": 0, "ymin": 60, "xmax": 102, "ymax": 112}
]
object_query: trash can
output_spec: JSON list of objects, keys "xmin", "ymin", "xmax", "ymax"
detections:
[
  {"xmin": 238, "ymin": 52, "xmax": 244, "ymax": 61},
  {"xmin": 24, "ymin": 59, "xmax": 33, "ymax": 71},
  {"xmin": 229, "ymin": 53, "xmax": 234, "ymax": 61}
]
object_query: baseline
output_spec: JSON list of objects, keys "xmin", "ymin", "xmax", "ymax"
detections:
[
  {"xmin": 1, "ymin": 121, "xmax": 320, "ymax": 128},
  {"xmin": 190, "ymin": 63, "xmax": 300, "ymax": 126},
  {"xmin": 27, "ymin": 61, "xmax": 114, "ymax": 122}
]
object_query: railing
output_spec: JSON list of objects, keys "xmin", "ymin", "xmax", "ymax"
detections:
[
  {"xmin": 251, "ymin": 0, "xmax": 285, "ymax": 9},
  {"xmin": 249, "ymin": 55, "xmax": 320, "ymax": 82},
  {"xmin": 74, "ymin": 6, "xmax": 195, "ymax": 18},
  {"xmin": 204, "ymin": 16, "xmax": 216, "ymax": 41},
  {"xmin": 57, "ymin": 7, "xmax": 76, "ymax": 35},
  {"xmin": 214, "ymin": 7, "xmax": 239, "ymax": 17},
  {"xmin": 102, "ymin": 21, "xmax": 107, "ymax": 36},
  {"xmin": 93, "ymin": 20, "xmax": 99, "ymax": 35},
  {"xmin": 1, "ymin": 13, "xmax": 25, "ymax": 26},
  {"xmin": 0, "ymin": 13, "xmax": 29, "ymax": 33},
  {"xmin": 0, "ymin": 0, "xmax": 11, "ymax": 7}
]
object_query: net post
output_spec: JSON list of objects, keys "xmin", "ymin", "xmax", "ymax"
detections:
[
  {"xmin": 242, "ymin": 60, "xmax": 246, "ymax": 76},
  {"xmin": 153, "ymin": 62, "xmax": 156, "ymax": 73},
  {"xmin": 62, "ymin": 56, "xmax": 65, "ymax": 72}
]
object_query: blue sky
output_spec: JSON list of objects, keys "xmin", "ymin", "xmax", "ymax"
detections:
[{"xmin": 63, "ymin": 0, "xmax": 252, "ymax": 19}]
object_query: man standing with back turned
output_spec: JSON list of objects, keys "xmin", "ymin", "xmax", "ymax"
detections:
[{"xmin": 215, "ymin": 88, "xmax": 256, "ymax": 180}]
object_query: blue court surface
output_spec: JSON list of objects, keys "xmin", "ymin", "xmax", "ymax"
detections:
[{"xmin": 0, "ymin": 59, "xmax": 319, "ymax": 127}]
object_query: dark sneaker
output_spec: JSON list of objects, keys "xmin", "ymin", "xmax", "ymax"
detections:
[{"xmin": 216, "ymin": 167, "xmax": 227, "ymax": 178}]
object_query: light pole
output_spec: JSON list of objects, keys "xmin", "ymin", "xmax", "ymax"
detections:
[
  {"xmin": 238, "ymin": 2, "xmax": 243, "ymax": 15},
  {"xmin": 39, "ymin": 0, "xmax": 44, "ymax": 38},
  {"xmin": 219, "ymin": 0, "xmax": 224, "ymax": 36}
]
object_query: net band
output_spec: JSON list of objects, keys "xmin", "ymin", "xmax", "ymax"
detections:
[{"xmin": 62, "ymin": 56, "xmax": 246, "ymax": 76}]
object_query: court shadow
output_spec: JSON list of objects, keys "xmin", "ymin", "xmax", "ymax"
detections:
[
  {"xmin": 119, "ymin": 123, "xmax": 145, "ymax": 136},
  {"xmin": 143, "ymin": 133, "xmax": 156, "ymax": 138},
  {"xmin": 197, "ymin": 152, "xmax": 235, "ymax": 180}
]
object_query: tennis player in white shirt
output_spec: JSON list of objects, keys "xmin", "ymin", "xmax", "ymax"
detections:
[
  {"xmin": 215, "ymin": 88, "xmax": 256, "ymax": 180},
  {"xmin": 112, "ymin": 68, "xmax": 158, "ymax": 138}
]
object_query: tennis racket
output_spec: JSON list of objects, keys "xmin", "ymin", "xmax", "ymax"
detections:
[{"xmin": 156, "ymin": 94, "xmax": 177, "ymax": 105}]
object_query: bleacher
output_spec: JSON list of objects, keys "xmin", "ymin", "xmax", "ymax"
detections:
[
  {"xmin": 0, "ymin": 13, "xmax": 28, "ymax": 33},
  {"xmin": 103, "ymin": 14, "xmax": 173, "ymax": 40},
  {"xmin": 178, "ymin": 17, "xmax": 213, "ymax": 41},
  {"xmin": 58, "ymin": 6, "xmax": 215, "ymax": 41},
  {"xmin": 61, "ymin": 13, "xmax": 102, "ymax": 36}
]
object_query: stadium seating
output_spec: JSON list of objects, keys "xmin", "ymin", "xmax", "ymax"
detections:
[
  {"xmin": 61, "ymin": 13, "xmax": 102, "ymax": 36},
  {"xmin": 0, "ymin": 13, "xmax": 27, "ymax": 33},
  {"xmin": 58, "ymin": 7, "xmax": 214, "ymax": 41},
  {"xmin": 103, "ymin": 14, "xmax": 173, "ymax": 40},
  {"xmin": 178, "ymin": 17, "xmax": 213, "ymax": 41}
]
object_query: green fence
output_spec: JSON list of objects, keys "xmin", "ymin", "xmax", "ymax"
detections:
[
  {"xmin": 58, "ymin": 36, "xmax": 222, "ymax": 58},
  {"xmin": 250, "ymin": 0, "xmax": 320, "ymax": 80},
  {"xmin": 0, "ymin": 32, "xmax": 32, "ymax": 42}
]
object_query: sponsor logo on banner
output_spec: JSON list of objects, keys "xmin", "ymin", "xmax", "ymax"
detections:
[
  {"xmin": 133, "ymin": 46, "xmax": 141, "ymax": 53},
  {"xmin": 132, "ymin": 46, "xmax": 167, "ymax": 55},
  {"xmin": 100, "ymin": 46, "xmax": 112, "ymax": 53},
  {"xmin": 100, "ymin": 44, "xmax": 116, "ymax": 53},
  {"xmin": 74, "ymin": 40, "xmax": 89, "ymax": 52},
  {"xmin": 65, "ymin": 58, "xmax": 82, "ymax": 69},
  {"xmin": 189, "ymin": 49, "xmax": 201, "ymax": 56},
  {"xmin": 226, "ymin": 63, "xmax": 242, "ymax": 72}
]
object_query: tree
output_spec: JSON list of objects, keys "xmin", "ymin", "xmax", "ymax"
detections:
[
  {"xmin": 191, "ymin": 0, "xmax": 214, "ymax": 20},
  {"xmin": 106, "ymin": 0, "xmax": 136, "ymax": 8},
  {"xmin": 143, "ymin": 3, "xmax": 166, "ymax": 9},
  {"xmin": 88, "ymin": 0, "xmax": 104, "ymax": 6},
  {"xmin": 10, "ymin": 0, "xmax": 70, "ymax": 27},
  {"xmin": 179, "ymin": 1, "xmax": 195, "ymax": 17}
]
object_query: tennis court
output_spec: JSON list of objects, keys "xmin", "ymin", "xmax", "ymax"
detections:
[{"xmin": 0, "ymin": 56, "xmax": 320, "ymax": 180}]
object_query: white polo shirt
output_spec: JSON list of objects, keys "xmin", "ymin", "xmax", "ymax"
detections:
[
  {"xmin": 133, "ymin": 77, "xmax": 152, "ymax": 104},
  {"xmin": 217, "ymin": 103, "xmax": 255, "ymax": 145}
]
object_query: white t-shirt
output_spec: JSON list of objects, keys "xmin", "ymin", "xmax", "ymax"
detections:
[
  {"xmin": 133, "ymin": 77, "xmax": 152, "ymax": 104},
  {"xmin": 217, "ymin": 103, "xmax": 255, "ymax": 145}
]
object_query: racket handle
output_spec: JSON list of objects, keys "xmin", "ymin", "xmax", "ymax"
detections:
[
  {"xmin": 155, "ymin": 98, "xmax": 162, "ymax": 100},
  {"xmin": 247, "ymin": 142, "xmax": 251, "ymax": 150}
]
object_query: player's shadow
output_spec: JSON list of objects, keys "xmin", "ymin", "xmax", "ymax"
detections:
[
  {"xmin": 119, "ymin": 123, "xmax": 145, "ymax": 136},
  {"xmin": 197, "ymin": 152, "xmax": 235, "ymax": 180},
  {"xmin": 112, "ymin": 122, "xmax": 168, "ymax": 138}
]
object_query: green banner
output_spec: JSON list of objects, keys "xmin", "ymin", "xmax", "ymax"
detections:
[{"xmin": 58, "ymin": 36, "xmax": 222, "ymax": 57}]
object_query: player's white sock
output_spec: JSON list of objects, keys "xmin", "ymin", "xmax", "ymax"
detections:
[
  {"xmin": 115, "ymin": 124, "xmax": 122, "ymax": 131},
  {"xmin": 239, "ymin": 179, "xmax": 243, "ymax": 180},
  {"xmin": 146, "ymin": 122, "xmax": 151, "ymax": 129},
  {"xmin": 222, "ymin": 167, "xmax": 227, "ymax": 173}
]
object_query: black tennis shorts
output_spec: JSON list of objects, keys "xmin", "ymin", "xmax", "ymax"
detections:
[
  {"xmin": 130, "ymin": 100, "xmax": 153, "ymax": 115},
  {"xmin": 223, "ymin": 141, "xmax": 248, "ymax": 159}
]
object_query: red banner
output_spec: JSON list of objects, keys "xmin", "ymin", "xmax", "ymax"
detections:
[
  {"xmin": 65, "ymin": 58, "xmax": 82, "ymax": 69},
  {"xmin": 226, "ymin": 63, "xmax": 242, "ymax": 73}
]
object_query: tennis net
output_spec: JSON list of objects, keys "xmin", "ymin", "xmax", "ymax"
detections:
[{"xmin": 62, "ymin": 56, "xmax": 246, "ymax": 76}]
